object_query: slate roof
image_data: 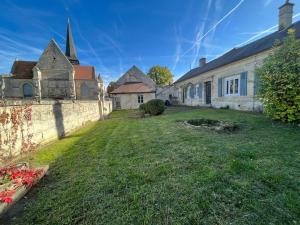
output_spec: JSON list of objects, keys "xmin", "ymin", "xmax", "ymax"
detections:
[
  {"xmin": 65, "ymin": 19, "xmax": 79, "ymax": 65},
  {"xmin": 175, "ymin": 21, "xmax": 300, "ymax": 84},
  {"xmin": 10, "ymin": 61, "xmax": 37, "ymax": 79},
  {"xmin": 110, "ymin": 82, "xmax": 155, "ymax": 94},
  {"xmin": 73, "ymin": 65, "xmax": 95, "ymax": 80}
]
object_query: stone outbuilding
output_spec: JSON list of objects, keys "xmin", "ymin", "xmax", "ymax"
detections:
[
  {"xmin": 0, "ymin": 20, "xmax": 103, "ymax": 101},
  {"xmin": 110, "ymin": 66, "xmax": 156, "ymax": 109}
]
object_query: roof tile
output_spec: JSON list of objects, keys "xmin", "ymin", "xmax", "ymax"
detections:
[{"xmin": 111, "ymin": 82, "xmax": 155, "ymax": 94}]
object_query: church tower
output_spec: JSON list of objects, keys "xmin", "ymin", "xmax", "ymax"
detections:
[{"xmin": 65, "ymin": 19, "xmax": 80, "ymax": 65}]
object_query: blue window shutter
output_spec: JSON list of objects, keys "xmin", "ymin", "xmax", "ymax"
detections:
[
  {"xmin": 254, "ymin": 73, "xmax": 260, "ymax": 96},
  {"xmin": 240, "ymin": 72, "xmax": 248, "ymax": 96},
  {"xmin": 190, "ymin": 84, "xmax": 195, "ymax": 99},
  {"xmin": 198, "ymin": 82, "xmax": 202, "ymax": 98},
  {"xmin": 218, "ymin": 78, "xmax": 223, "ymax": 97}
]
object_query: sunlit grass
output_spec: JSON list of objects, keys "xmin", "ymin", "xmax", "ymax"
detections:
[{"xmin": 4, "ymin": 107, "xmax": 300, "ymax": 225}]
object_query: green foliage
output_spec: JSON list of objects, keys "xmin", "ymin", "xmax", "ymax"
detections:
[
  {"xmin": 139, "ymin": 99, "xmax": 165, "ymax": 116},
  {"xmin": 139, "ymin": 103, "xmax": 147, "ymax": 112},
  {"xmin": 147, "ymin": 66, "xmax": 173, "ymax": 86},
  {"xmin": 256, "ymin": 29, "xmax": 300, "ymax": 123},
  {"xmin": 146, "ymin": 99, "xmax": 165, "ymax": 115},
  {"xmin": 107, "ymin": 81, "xmax": 118, "ymax": 94}
]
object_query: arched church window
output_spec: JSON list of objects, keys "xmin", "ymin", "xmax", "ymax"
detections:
[{"xmin": 23, "ymin": 83, "xmax": 33, "ymax": 98}]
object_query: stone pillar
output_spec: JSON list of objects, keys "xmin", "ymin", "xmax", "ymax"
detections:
[
  {"xmin": 33, "ymin": 67, "xmax": 42, "ymax": 101},
  {"xmin": 69, "ymin": 70, "xmax": 76, "ymax": 100},
  {"xmin": 0, "ymin": 77, "xmax": 5, "ymax": 99},
  {"xmin": 97, "ymin": 74, "xmax": 104, "ymax": 119}
]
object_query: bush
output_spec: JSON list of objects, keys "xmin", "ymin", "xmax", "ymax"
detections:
[
  {"xmin": 139, "ymin": 103, "xmax": 147, "ymax": 112},
  {"xmin": 139, "ymin": 99, "xmax": 165, "ymax": 116},
  {"xmin": 255, "ymin": 29, "xmax": 300, "ymax": 123}
]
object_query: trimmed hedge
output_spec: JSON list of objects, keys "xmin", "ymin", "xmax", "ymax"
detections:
[{"xmin": 139, "ymin": 99, "xmax": 165, "ymax": 116}]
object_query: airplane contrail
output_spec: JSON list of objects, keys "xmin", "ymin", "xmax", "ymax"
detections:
[
  {"xmin": 181, "ymin": 0, "xmax": 245, "ymax": 57},
  {"xmin": 237, "ymin": 12, "xmax": 300, "ymax": 47}
]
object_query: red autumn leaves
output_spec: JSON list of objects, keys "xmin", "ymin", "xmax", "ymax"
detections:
[{"xmin": 0, "ymin": 164, "xmax": 43, "ymax": 204}]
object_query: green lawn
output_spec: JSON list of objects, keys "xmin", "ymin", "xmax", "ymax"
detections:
[{"xmin": 2, "ymin": 107, "xmax": 300, "ymax": 225}]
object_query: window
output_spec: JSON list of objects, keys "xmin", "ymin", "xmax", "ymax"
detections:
[
  {"xmin": 225, "ymin": 75, "xmax": 240, "ymax": 96},
  {"xmin": 187, "ymin": 86, "xmax": 191, "ymax": 99},
  {"xmin": 23, "ymin": 83, "xmax": 33, "ymax": 98},
  {"xmin": 138, "ymin": 95, "xmax": 144, "ymax": 104}
]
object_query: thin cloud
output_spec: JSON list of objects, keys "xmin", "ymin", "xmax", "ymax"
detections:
[
  {"xmin": 237, "ymin": 12, "xmax": 300, "ymax": 47},
  {"xmin": 172, "ymin": 26, "xmax": 183, "ymax": 71},
  {"xmin": 181, "ymin": 0, "xmax": 245, "ymax": 57},
  {"xmin": 264, "ymin": 0, "xmax": 272, "ymax": 7},
  {"xmin": 0, "ymin": 34, "xmax": 42, "ymax": 55}
]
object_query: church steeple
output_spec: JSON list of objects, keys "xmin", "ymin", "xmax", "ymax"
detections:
[{"xmin": 65, "ymin": 19, "xmax": 80, "ymax": 65}]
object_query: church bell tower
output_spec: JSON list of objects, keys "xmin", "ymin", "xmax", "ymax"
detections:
[{"xmin": 65, "ymin": 19, "xmax": 80, "ymax": 65}]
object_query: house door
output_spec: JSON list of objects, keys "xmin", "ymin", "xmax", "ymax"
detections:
[
  {"xmin": 205, "ymin": 81, "xmax": 212, "ymax": 104},
  {"xmin": 115, "ymin": 97, "xmax": 121, "ymax": 109}
]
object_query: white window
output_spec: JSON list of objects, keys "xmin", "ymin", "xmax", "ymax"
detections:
[
  {"xmin": 225, "ymin": 75, "xmax": 240, "ymax": 96},
  {"xmin": 138, "ymin": 95, "xmax": 144, "ymax": 104}
]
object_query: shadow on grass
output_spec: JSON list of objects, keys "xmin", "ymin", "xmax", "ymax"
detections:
[{"xmin": 0, "ymin": 119, "xmax": 118, "ymax": 224}]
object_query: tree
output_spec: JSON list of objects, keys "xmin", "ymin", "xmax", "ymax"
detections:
[
  {"xmin": 255, "ymin": 29, "xmax": 300, "ymax": 123},
  {"xmin": 107, "ymin": 81, "xmax": 118, "ymax": 94},
  {"xmin": 147, "ymin": 66, "xmax": 173, "ymax": 87}
]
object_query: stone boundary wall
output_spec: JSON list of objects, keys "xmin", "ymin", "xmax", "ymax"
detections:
[{"xmin": 0, "ymin": 99, "xmax": 112, "ymax": 164}]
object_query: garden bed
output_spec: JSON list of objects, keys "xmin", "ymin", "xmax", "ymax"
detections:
[
  {"xmin": 184, "ymin": 118, "xmax": 239, "ymax": 132},
  {"xmin": 0, "ymin": 163, "xmax": 48, "ymax": 216}
]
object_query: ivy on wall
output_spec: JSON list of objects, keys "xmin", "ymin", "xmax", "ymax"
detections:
[{"xmin": 0, "ymin": 104, "xmax": 35, "ymax": 162}]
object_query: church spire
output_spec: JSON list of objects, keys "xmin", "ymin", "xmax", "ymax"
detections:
[{"xmin": 65, "ymin": 18, "xmax": 80, "ymax": 65}]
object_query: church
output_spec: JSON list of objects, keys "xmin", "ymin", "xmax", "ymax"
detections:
[{"xmin": 0, "ymin": 20, "xmax": 103, "ymax": 100}]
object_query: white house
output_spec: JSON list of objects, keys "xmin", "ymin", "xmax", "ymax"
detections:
[{"xmin": 174, "ymin": 0, "xmax": 299, "ymax": 111}]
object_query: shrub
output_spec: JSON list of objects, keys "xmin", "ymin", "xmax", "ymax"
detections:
[
  {"xmin": 139, "ymin": 103, "xmax": 147, "ymax": 112},
  {"xmin": 146, "ymin": 99, "xmax": 165, "ymax": 115},
  {"xmin": 138, "ymin": 103, "xmax": 147, "ymax": 117},
  {"xmin": 139, "ymin": 99, "xmax": 165, "ymax": 116},
  {"xmin": 255, "ymin": 29, "xmax": 300, "ymax": 123}
]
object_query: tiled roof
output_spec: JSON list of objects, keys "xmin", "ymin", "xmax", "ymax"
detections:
[
  {"xmin": 175, "ymin": 21, "xmax": 300, "ymax": 84},
  {"xmin": 73, "ymin": 65, "xmax": 95, "ymax": 80},
  {"xmin": 11, "ymin": 61, "xmax": 37, "ymax": 79},
  {"xmin": 116, "ymin": 66, "xmax": 156, "ymax": 88},
  {"xmin": 110, "ymin": 82, "xmax": 155, "ymax": 94}
]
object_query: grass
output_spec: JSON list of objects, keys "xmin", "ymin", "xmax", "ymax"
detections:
[{"xmin": 2, "ymin": 107, "xmax": 300, "ymax": 225}]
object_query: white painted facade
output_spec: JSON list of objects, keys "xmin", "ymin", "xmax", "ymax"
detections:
[
  {"xmin": 112, "ymin": 93, "xmax": 156, "ymax": 110},
  {"xmin": 174, "ymin": 50, "xmax": 271, "ymax": 111}
]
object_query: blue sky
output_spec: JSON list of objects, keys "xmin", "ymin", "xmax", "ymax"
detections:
[{"xmin": 0, "ymin": 0, "xmax": 300, "ymax": 85}]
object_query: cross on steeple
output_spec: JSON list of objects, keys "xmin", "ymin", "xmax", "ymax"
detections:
[{"xmin": 65, "ymin": 18, "xmax": 80, "ymax": 65}]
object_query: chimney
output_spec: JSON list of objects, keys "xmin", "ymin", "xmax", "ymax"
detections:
[
  {"xmin": 279, "ymin": 0, "xmax": 294, "ymax": 31},
  {"xmin": 199, "ymin": 57, "xmax": 206, "ymax": 67}
]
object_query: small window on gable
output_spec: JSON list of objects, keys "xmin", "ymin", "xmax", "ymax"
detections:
[
  {"xmin": 225, "ymin": 75, "xmax": 240, "ymax": 96},
  {"xmin": 138, "ymin": 95, "xmax": 144, "ymax": 104},
  {"xmin": 23, "ymin": 83, "xmax": 33, "ymax": 98}
]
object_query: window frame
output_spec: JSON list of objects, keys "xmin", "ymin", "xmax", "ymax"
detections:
[
  {"xmin": 224, "ymin": 75, "xmax": 240, "ymax": 96},
  {"xmin": 138, "ymin": 95, "xmax": 144, "ymax": 104},
  {"xmin": 22, "ymin": 83, "xmax": 34, "ymax": 98}
]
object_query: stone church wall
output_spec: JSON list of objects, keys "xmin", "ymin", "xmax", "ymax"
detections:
[
  {"xmin": 41, "ymin": 80, "xmax": 72, "ymax": 99},
  {"xmin": 75, "ymin": 80, "xmax": 99, "ymax": 100},
  {"xmin": 0, "ymin": 99, "xmax": 112, "ymax": 164},
  {"xmin": 0, "ymin": 78, "xmax": 35, "ymax": 98}
]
